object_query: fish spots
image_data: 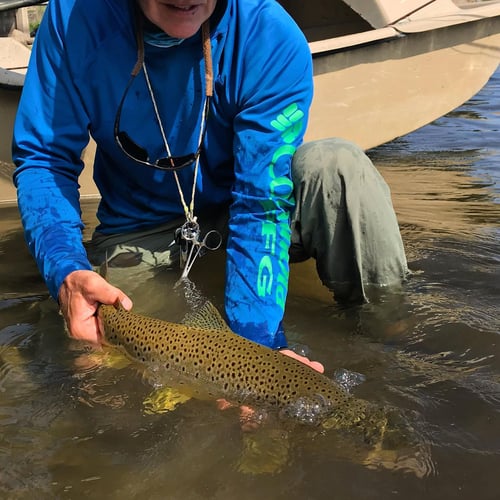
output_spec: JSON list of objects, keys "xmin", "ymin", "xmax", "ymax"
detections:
[{"xmin": 98, "ymin": 301, "xmax": 377, "ymax": 428}]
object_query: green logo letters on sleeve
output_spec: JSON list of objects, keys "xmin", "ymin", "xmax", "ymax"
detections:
[{"xmin": 256, "ymin": 103, "xmax": 305, "ymax": 311}]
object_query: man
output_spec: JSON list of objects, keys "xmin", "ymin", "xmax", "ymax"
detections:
[{"xmin": 12, "ymin": 0, "xmax": 407, "ymax": 370}]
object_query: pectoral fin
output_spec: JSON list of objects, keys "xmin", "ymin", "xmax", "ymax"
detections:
[
  {"xmin": 77, "ymin": 346, "xmax": 132, "ymax": 371},
  {"xmin": 143, "ymin": 386, "xmax": 192, "ymax": 414}
]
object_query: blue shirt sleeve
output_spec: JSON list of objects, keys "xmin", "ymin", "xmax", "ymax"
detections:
[
  {"xmin": 224, "ymin": 6, "xmax": 313, "ymax": 349},
  {"xmin": 12, "ymin": 0, "xmax": 93, "ymax": 300}
]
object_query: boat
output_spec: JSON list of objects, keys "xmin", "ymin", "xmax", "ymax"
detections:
[
  {"xmin": 290, "ymin": 0, "xmax": 500, "ymax": 147},
  {"xmin": 1, "ymin": 0, "xmax": 500, "ymax": 203}
]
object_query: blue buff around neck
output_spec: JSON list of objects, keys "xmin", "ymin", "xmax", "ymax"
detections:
[{"xmin": 143, "ymin": 28, "xmax": 185, "ymax": 48}]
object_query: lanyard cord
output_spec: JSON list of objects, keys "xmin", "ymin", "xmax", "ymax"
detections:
[{"xmin": 133, "ymin": 9, "xmax": 213, "ymax": 222}]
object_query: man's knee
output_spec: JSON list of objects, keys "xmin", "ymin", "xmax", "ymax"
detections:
[{"xmin": 292, "ymin": 138, "xmax": 368, "ymax": 185}]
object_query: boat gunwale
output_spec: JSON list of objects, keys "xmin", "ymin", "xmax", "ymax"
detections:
[
  {"xmin": 398, "ymin": 2, "xmax": 500, "ymax": 33},
  {"xmin": 310, "ymin": 4, "xmax": 500, "ymax": 56},
  {"xmin": 0, "ymin": 67, "xmax": 25, "ymax": 89},
  {"xmin": 0, "ymin": 0, "xmax": 46, "ymax": 13},
  {"xmin": 2, "ymin": 2, "xmax": 500, "ymax": 83}
]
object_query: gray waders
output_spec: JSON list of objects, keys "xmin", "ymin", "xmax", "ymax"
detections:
[{"xmin": 290, "ymin": 138, "xmax": 408, "ymax": 301}]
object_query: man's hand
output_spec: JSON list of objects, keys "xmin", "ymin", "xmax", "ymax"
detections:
[
  {"xmin": 279, "ymin": 348, "xmax": 324, "ymax": 373},
  {"xmin": 58, "ymin": 270, "xmax": 133, "ymax": 344},
  {"xmin": 218, "ymin": 348, "xmax": 324, "ymax": 430}
]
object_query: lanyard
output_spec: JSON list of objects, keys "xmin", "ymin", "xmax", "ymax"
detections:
[
  {"xmin": 133, "ymin": 10, "xmax": 213, "ymax": 224},
  {"xmin": 133, "ymin": 8, "xmax": 220, "ymax": 276}
]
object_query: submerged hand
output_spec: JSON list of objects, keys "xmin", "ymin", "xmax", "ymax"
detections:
[
  {"xmin": 279, "ymin": 348, "xmax": 324, "ymax": 373},
  {"xmin": 217, "ymin": 348, "xmax": 324, "ymax": 430},
  {"xmin": 58, "ymin": 270, "xmax": 133, "ymax": 344}
]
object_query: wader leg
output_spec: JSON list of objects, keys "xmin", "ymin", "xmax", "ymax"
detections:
[{"xmin": 290, "ymin": 138, "xmax": 408, "ymax": 301}]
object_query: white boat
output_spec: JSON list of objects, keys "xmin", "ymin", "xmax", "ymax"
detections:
[
  {"xmin": 292, "ymin": 0, "xmax": 500, "ymax": 148},
  {"xmin": 1, "ymin": 0, "xmax": 500, "ymax": 202}
]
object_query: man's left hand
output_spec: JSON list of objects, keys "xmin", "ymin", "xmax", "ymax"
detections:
[{"xmin": 279, "ymin": 348, "xmax": 324, "ymax": 373}]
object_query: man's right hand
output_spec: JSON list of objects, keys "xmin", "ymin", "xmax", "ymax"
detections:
[{"xmin": 58, "ymin": 270, "xmax": 133, "ymax": 344}]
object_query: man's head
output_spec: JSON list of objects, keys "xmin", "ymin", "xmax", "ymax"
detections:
[{"xmin": 138, "ymin": 0, "xmax": 218, "ymax": 39}]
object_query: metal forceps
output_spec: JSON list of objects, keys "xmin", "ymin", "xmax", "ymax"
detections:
[{"xmin": 177, "ymin": 219, "xmax": 222, "ymax": 278}]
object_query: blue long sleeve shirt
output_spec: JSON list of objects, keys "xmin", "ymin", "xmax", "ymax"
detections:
[{"xmin": 12, "ymin": 0, "xmax": 313, "ymax": 349}]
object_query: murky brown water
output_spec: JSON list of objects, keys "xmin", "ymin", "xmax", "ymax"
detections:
[{"xmin": 1, "ymin": 68, "xmax": 499, "ymax": 499}]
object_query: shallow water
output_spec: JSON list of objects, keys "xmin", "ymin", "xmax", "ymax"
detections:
[{"xmin": 1, "ymin": 67, "xmax": 499, "ymax": 498}]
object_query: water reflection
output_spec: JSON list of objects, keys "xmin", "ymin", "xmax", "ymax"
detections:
[
  {"xmin": 375, "ymin": 151, "xmax": 500, "ymax": 242},
  {"xmin": 1, "ymin": 71, "xmax": 500, "ymax": 498}
]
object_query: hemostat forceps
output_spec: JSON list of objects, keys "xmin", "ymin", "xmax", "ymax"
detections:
[{"xmin": 176, "ymin": 219, "xmax": 222, "ymax": 278}]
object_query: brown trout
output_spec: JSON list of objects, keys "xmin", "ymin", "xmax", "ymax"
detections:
[{"xmin": 98, "ymin": 298, "xmax": 386, "ymax": 433}]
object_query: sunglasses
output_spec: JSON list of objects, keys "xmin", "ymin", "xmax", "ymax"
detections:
[{"xmin": 113, "ymin": 68, "xmax": 210, "ymax": 171}]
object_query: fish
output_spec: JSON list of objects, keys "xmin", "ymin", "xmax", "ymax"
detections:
[{"xmin": 97, "ymin": 293, "xmax": 388, "ymax": 439}]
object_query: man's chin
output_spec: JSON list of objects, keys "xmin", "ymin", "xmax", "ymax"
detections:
[{"xmin": 159, "ymin": 19, "xmax": 205, "ymax": 39}]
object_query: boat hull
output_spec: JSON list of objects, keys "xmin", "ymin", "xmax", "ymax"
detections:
[
  {"xmin": 0, "ymin": 86, "xmax": 21, "ymax": 203},
  {"xmin": 306, "ymin": 14, "xmax": 500, "ymax": 148}
]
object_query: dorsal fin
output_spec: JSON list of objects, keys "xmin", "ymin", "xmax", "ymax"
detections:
[{"xmin": 183, "ymin": 300, "xmax": 232, "ymax": 333}]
